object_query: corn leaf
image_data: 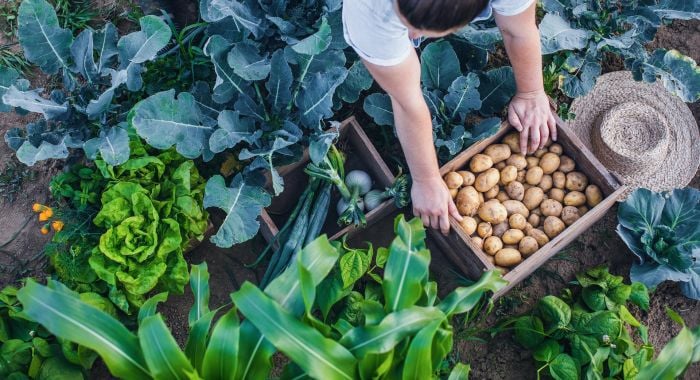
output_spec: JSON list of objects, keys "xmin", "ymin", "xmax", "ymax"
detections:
[
  {"xmin": 202, "ymin": 308, "xmax": 240, "ymax": 380},
  {"xmin": 188, "ymin": 263, "xmax": 211, "ymax": 326},
  {"xmin": 139, "ymin": 315, "xmax": 198, "ymax": 379},
  {"xmin": 383, "ymin": 216, "xmax": 430, "ymax": 312},
  {"xmin": 16, "ymin": 280, "xmax": 150, "ymax": 379},
  {"xmin": 401, "ymin": 320, "xmax": 442, "ymax": 380},
  {"xmin": 232, "ymin": 282, "xmax": 357, "ymax": 380}
]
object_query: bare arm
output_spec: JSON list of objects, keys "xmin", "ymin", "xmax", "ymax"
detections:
[
  {"xmin": 495, "ymin": 2, "xmax": 556, "ymax": 153},
  {"xmin": 362, "ymin": 52, "xmax": 461, "ymax": 233}
]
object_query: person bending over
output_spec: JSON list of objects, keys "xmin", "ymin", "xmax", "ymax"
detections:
[{"xmin": 342, "ymin": 0, "xmax": 556, "ymax": 234}]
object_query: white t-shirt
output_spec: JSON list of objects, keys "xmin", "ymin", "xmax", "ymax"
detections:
[{"xmin": 342, "ymin": 0, "xmax": 534, "ymax": 66}]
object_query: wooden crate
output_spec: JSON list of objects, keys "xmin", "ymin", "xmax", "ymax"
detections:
[
  {"xmin": 258, "ymin": 116, "xmax": 398, "ymax": 244},
  {"xmin": 429, "ymin": 116, "xmax": 626, "ymax": 298}
]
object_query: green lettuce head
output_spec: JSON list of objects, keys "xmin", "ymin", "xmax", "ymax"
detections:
[{"xmin": 91, "ymin": 182, "xmax": 188, "ymax": 313}]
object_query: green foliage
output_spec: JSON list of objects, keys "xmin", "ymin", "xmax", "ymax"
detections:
[
  {"xmin": 1, "ymin": 0, "xmax": 173, "ymax": 167},
  {"xmin": 636, "ymin": 309, "xmax": 700, "ymax": 379},
  {"xmin": 617, "ymin": 188, "xmax": 700, "ymax": 300},
  {"xmin": 50, "ymin": 0, "xmax": 98, "ymax": 32},
  {"xmin": 17, "ymin": 216, "xmax": 506, "ymax": 379},
  {"xmin": 511, "ymin": 266, "xmax": 653, "ymax": 379},
  {"xmin": 0, "ymin": 0, "xmax": 20, "ymax": 37},
  {"xmin": 87, "ymin": 141, "xmax": 208, "ymax": 314},
  {"xmin": 538, "ymin": 0, "xmax": 700, "ymax": 101},
  {"xmin": 1, "ymin": 282, "xmax": 117, "ymax": 379}
]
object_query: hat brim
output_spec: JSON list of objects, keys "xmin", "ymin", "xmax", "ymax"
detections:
[{"xmin": 569, "ymin": 71, "xmax": 699, "ymax": 195}]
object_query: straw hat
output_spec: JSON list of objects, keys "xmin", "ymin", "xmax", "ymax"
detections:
[{"xmin": 568, "ymin": 71, "xmax": 699, "ymax": 195}]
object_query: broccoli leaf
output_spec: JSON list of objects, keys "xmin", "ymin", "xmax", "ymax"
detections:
[
  {"xmin": 295, "ymin": 67, "xmax": 348, "ymax": 128},
  {"xmin": 363, "ymin": 93, "xmax": 394, "ymax": 127},
  {"xmin": 444, "ymin": 73, "xmax": 481, "ymax": 121},
  {"xmin": 478, "ymin": 66, "xmax": 516, "ymax": 116},
  {"xmin": 17, "ymin": 0, "xmax": 72, "ymax": 75},
  {"xmin": 421, "ymin": 40, "xmax": 461, "ymax": 91},
  {"xmin": 539, "ymin": 13, "xmax": 592, "ymax": 55},
  {"xmin": 83, "ymin": 126, "xmax": 130, "ymax": 166},
  {"xmin": 209, "ymin": 110, "xmax": 261, "ymax": 154},
  {"xmin": 1, "ymin": 86, "xmax": 69, "ymax": 120},
  {"xmin": 203, "ymin": 173, "xmax": 271, "ymax": 248},
  {"xmin": 131, "ymin": 90, "xmax": 214, "ymax": 160},
  {"xmin": 204, "ymin": 35, "xmax": 249, "ymax": 104}
]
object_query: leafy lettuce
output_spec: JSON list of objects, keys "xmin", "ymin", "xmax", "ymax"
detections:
[
  {"xmin": 617, "ymin": 188, "xmax": 700, "ymax": 300},
  {"xmin": 90, "ymin": 140, "xmax": 208, "ymax": 313}
]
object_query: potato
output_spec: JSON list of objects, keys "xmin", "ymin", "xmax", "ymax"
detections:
[
  {"xmin": 552, "ymin": 171, "xmax": 566, "ymax": 189},
  {"xmin": 492, "ymin": 221, "xmax": 509, "ymax": 237},
  {"xmin": 559, "ymin": 155, "xmax": 575, "ymax": 173},
  {"xmin": 506, "ymin": 154, "xmax": 528, "ymax": 170},
  {"xmin": 523, "ymin": 184, "xmax": 533, "ymax": 192},
  {"xmin": 519, "ymin": 236, "xmax": 539, "ymax": 256},
  {"xmin": 516, "ymin": 170, "xmax": 526, "ymax": 183},
  {"xmin": 494, "ymin": 161, "xmax": 506, "ymax": 170},
  {"xmin": 523, "ymin": 187, "xmax": 545, "ymax": 210},
  {"xmin": 459, "ymin": 216, "xmax": 478, "ymax": 235},
  {"xmin": 496, "ymin": 191, "xmax": 510, "ymax": 203},
  {"xmin": 502, "ymin": 229, "xmax": 525, "ymax": 245},
  {"xmin": 494, "ymin": 265, "xmax": 509, "ymax": 275},
  {"xmin": 531, "ymin": 208, "xmax": 542, "ymax": 216},
  {"xmin": 549, "ymin": 143, "xmax": 563, "ymax": 155},
  {"xmin": 477, "ymin": 222, "xmax": 493, "ymax": 238},
  {"xmin": 469, "ymin": 154, "xmax": 493, "ymax": 173},
  {"xmin": 502, "ymin": 132, "xmax": 521, "ymax": 153},
  {"xmin": 495, "ymin": 248, "xmax": 522, "ymax": 267},
  {"xmin": 484, "ymin": 185, "xmax": 500, "ymax": 200},
  {"xmin": 560, "ymin": 206, "xmax": 580, "ymax": 226},
  {"xmin": 509, "ymin": 213, "xmax": 527, "ymax": 230},
  {"xmin": 502, "ymin": 200, "xmax": 530, "ymax": 218},
  {"xmin": 540, "ymin": 199, "xmax": 563, "ymax": 217},
  {"xmin": 471, "ymin": 237, "xmax": 484, "ymax": 250},
  {"xmin": 483, "ymin": 236, "xmax": 503, "ymax": 255},
  {"xmin": 543, "ymin": 216, "xmax": 566, "ymax": 238},
  {"xmin": 526, "ymin": 167, "xmax": 544, "ymax": 186},
  {"xmin": 528, "ymin": 213, "xmax": 541, "ymax": 228},
  {"xmin": 539, "ymin": 153, "xmax": 561, "ymax": 174},
  {"xmin": 549, "ymin": 188, "xmax": 565, "ymax": 203},
  {"xmin": 474, "ymin": 168, "xmax": 499, "ymax": 192},
  {"xmin": 503, "ymin": 244, "xmax": 519, "ymax": 250},
  {"xmin": 539, "ymin": 175, "xmax": 553, "ymax": 192},
  {"xmin": 478, "ymin": 200, "xmax": 508, "ymax": 224},
  {"xmin": 564, "ymin": 191, "xmax": 586, "ymax": 207},
  {"xmin": 527, "ymin": 227, "xmax": 550, "ymax": 247},
  {"xmin": 444, "ymin": 172, "xmax": 464, "ymax": 189},
  {"xmin": 526, "ymin": 156, "xmax": 540, "ymax": 169},
  {"xmin": 478, "ymin": 192, "xmax": 485, "ymax": 204},
  {"xmin": 505, "ymin": 181, "xmax": 525, "ymax": 201},
  {"xmin": 534, "ymin": 149, "xmax": 547, "ymax": 158},
  {"xmin": 484, "ymin": 144, "xmax": 511, "ymax": 163},
  {"xmin": 458, "ymin": 171, "xmax": 475, "ymax": 186},
  {"xmin": 500, "ymin": 165, "xmax": 518, "ymax": 185},
  {"xmin": 585, "ymin": 185, "xmax": 603, "ymax": 207},
  {"xmin": 565, "ymin": 172, "xmax": 588, "ymax": 192},
  {"xmin": 456, "ymin": 186, "xmax": 480, "ymax": 216},
  {"xmin": 578, "ymin": 206, "xmax": 589, "ymax": 215},
  {"xmin": 485, "ymin": 255, "xmax": 495, "ymax": 265}
]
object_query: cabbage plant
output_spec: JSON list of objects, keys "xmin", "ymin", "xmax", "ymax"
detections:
[
  {"xmin": 17, "ymin": 216, "xmax": 507, "ymax": 379},
  {"xmin": 0, "ymin": 0, "xmax": 172, "ymax": 166},
  {"xmin": 617, "ymin": 188, "xmax": 700, "ymax": 300}
]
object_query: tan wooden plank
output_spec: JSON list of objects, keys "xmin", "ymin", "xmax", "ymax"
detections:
[
  {"xmin": 494, "ymin": 185, "xmax": 628, "ymax": 298},
  {"xmin": 439, "ymin": 122, "xmax": 511, "ymax": 176},
  {"xmin": 346, "ymin": 118, "xmax": 395, "ymax": 188}
]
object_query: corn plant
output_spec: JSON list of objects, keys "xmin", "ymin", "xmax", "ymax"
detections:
[{"xmin": 16, "ymin": 216, "xmax": 507, "ymax": 379}]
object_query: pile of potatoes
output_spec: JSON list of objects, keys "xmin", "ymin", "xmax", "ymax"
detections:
[{"xmin": 443, "ymin": 132, "xmax": 602, "ymax": 273}]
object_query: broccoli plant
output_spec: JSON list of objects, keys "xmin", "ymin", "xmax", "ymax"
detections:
[{"xmin": 0, "ymin": 0, "xmax": 174, "ymax": 166}]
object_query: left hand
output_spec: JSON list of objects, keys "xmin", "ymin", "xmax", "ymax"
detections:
[{"xmin": 507, "ymin": 90, "xmax": 557, "ymax": 154}]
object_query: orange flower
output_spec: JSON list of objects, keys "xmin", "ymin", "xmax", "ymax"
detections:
[
  {"xmin": 32, "ymin": 203, "xmax": 45, "ymax": 213},
  {"xmin": 40, "ymin": 225, "xmax": 50, "ymax": 235},
  {"xmin": 38, "ymin": 208, "xmax": 53, "ymax": 221},
  {"xmin": 51, "ymin": 220, "xmax": 64, "ymax": 232}
]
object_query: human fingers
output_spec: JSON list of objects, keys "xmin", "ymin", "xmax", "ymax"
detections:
[
  {"xmin": 448, "ymin": 198, "xmax": 462, "ymax": 221},
  {"xmin": 529, "ymin": 124, "xmax": 541, "ymax": 153},
  {"xmin": 509, "ymin": 109, "xmax": 524, "ymax": 132},
  {"xmin": 430, "ymin": 214, "xmax": 441, "ymax": 231},
  {"xmin": 548, "ymin": 111, "xmax": 557, "ymax": 141},
  {"xmin": 439, "ymin": 211, "xmax": 450, "ymax": 235},
  {"xmin": 539, "ymin": 120, "xmax": 549, "ymax": 150},
  {"xmin": 519, "ymin": 123, "xmax": 530, "ymax": 154},
  {"xmin": 421, "ymin": 213, "xmax": 430, "ymax": 228}
]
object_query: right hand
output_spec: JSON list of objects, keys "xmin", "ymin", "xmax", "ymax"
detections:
[{"xmin": 411, "ymin": 176, "xmax": 463, "ymax": 235}]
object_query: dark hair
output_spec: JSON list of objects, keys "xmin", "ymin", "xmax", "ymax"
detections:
[{"xmin": 396, "ymin": 0, "xmax": 490, "ymax": 31}]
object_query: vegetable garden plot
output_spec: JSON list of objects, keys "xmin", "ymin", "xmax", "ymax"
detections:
[
  {"xmin": 431, "ymin": 116, "xmax": 627, "ymax": 298},
  {"xmin": 259, "ymin": 117, "xmax": 398, "ymax": 244}
]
